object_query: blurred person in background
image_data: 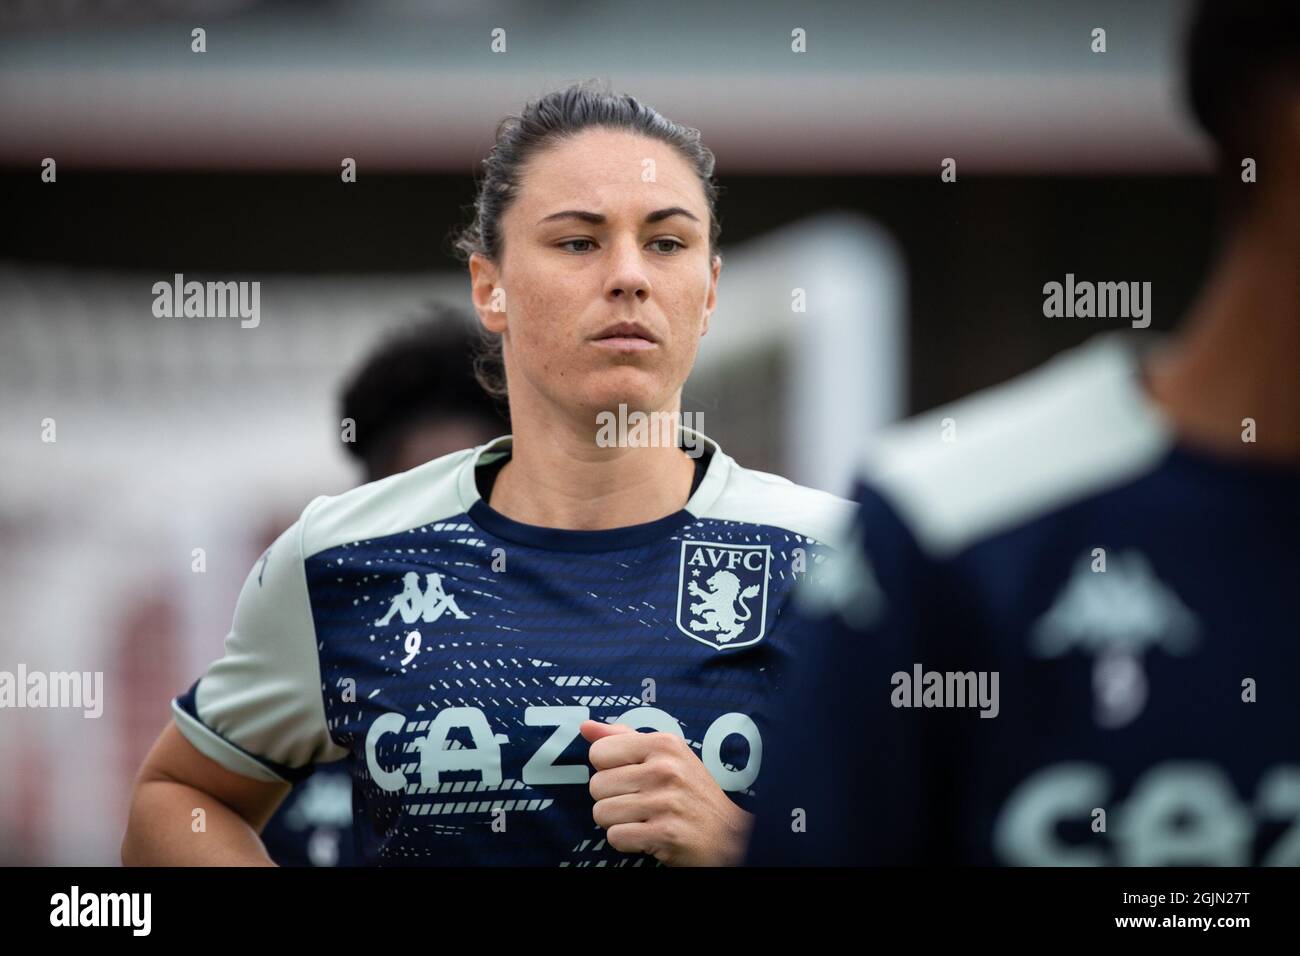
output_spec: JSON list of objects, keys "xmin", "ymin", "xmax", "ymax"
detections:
[
  {"xmin": 748, "ymin": 0, "xmax": 1300, "ymax": 865},
  {"xmin": 123, "ymin": 81, "xmax": 851, "ymax": 867},
  {"xmin": 259, "ymin": 307, "xmax": 505, "ymax": 867}
]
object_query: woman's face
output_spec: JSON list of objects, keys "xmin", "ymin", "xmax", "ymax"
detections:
[{"xmin": 470, "ymin": 127, "xmax": 721, "ymax": 425}]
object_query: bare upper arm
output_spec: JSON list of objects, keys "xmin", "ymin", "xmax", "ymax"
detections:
[{"xmin": 136, "ymin": 722, "xmax": 292, "ymax": 831}]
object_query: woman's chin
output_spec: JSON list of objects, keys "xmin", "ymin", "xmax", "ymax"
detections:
[{"xmin": 578, "ymin": 372, "xmax": 670, "ymax": 415}]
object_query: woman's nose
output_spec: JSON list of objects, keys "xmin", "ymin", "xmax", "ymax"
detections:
[{"xmin": 604, "ymin": 238, "xmax": 651, "ymax": 301}]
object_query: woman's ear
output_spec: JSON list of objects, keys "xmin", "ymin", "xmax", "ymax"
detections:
[
  {"xmin": 469, "ymin": 253, "xmax": 508, "ymax": 334},
  {"xmin": 701, "ymin": 253, "xmax": 722, "ymax": 337}
]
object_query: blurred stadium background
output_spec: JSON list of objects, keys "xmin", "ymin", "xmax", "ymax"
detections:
[{"xmin": 0, "ymin": 0, "xmax": 1216, "ymax": 863}]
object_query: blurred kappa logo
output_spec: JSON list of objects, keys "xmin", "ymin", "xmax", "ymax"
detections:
[
  {"xmin": 675, "ymin": 541, "xmax": 771, "ymax": 650},
  {"xmin": 1031, "ymin": 550, "xmax": 1200, "ymax": 659},
  {"xmin": 1030, "ymin": 549, "xmax": 1200, "ymax": 729}
]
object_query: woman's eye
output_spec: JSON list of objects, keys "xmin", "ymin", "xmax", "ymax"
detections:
[{"xmin": 556, "ymin": 238, "xmax": 683, "ymax": 254}]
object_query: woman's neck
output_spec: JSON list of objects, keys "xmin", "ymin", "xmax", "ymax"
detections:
[
  {"xmin": 487, "ymin": 394, "xmax": 698, "ymax": 531},
  {"xmin": 1144, "ymin": 200, "xmax": 1300, "ymax": 462}
]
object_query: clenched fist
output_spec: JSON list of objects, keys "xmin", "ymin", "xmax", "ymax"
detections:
[{"xmin": 580, "ymin": 720, "xmax": 754, "ymax": 866}]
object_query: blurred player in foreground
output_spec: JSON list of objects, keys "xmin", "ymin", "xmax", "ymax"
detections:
[
  {"xmin": 123, "ymin": 82, "xmax": 851, "ymax": 867},
  {"xmin": 259, "ymin": 309, "xmax": 504, "ymax": 866},
  {"xmin": 748, "ymin": 0, "xmax": 1300, "ymax": 865}
]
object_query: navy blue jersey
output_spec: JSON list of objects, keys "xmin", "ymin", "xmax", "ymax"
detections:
[
  {"xmin": 173, "ymin": 430, "xmax": 852, "ymax": 865},
  {"xmin": 256, "ymin": 455, "xmax": 715, "ymax": 867},
  {"xmin": 259, "ymin": 762, "xmax": 357, "ymax": 867},
  {"xmin": 748, "ymin": 334, "xmax": 1300, "ymax": 865}
]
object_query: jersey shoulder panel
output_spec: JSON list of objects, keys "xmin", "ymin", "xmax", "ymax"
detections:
[
  {"xmin": 173, "ymin": 509, "xmax": 346, "ymax": 782},
  {"xmin": 300, "ymin": 443, "xmax": 486, "ymax": 558},
  {"xmin": 862, "ymin": 334, "xmax": 1174, "ymax": 559},
  {"xmin": 694, "ymin": 453, "xmax": 857, "ymax": 547}
]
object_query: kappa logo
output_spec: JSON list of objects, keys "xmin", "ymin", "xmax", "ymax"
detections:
[
  {"xmin": 1030, "ymin": 549, "xmax": 1200, "ymax": 729},
  {"xmin": 374, "ymin": 571, "xmax": 470, "ymax": 627},
  {"xmin": 675, "ymin": 541, "xmax": 771, "ymax": 650}
]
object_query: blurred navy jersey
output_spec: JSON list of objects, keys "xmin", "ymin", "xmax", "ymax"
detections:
[
  {"xmin": 260, "ymin": 762, "xmax": 357, "ymax": 867},
  {"xmin": 172, "ymin": 429, "xmax": 852, "ymax": 866},
  {"xmin": 748, "ymin": 334, "xmax": 1300, "ymax": 866}
]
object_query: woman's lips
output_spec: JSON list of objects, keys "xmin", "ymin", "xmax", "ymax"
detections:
[{"xmin": 590, "ymin": 335, "xmax": 658, "ymax": 351}]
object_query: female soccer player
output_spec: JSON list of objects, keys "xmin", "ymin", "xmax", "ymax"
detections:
[{"xmin": 122, "ymin": 82, "xmax": 852, "ymax": 867}]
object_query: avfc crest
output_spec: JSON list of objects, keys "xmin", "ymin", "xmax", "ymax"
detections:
[{"xmin": 675, "ymin": 541, "xmax": 771, "ymax": 650}]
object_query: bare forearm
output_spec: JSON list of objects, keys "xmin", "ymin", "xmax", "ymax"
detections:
[{"xmin": 123, "ymin": 780, "xmax": 278, "ymax": 867}]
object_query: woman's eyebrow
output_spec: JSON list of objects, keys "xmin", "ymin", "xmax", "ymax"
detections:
[{"xmin": 536, "ymin": 207, "xmax": 700, "ymax": 226}]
